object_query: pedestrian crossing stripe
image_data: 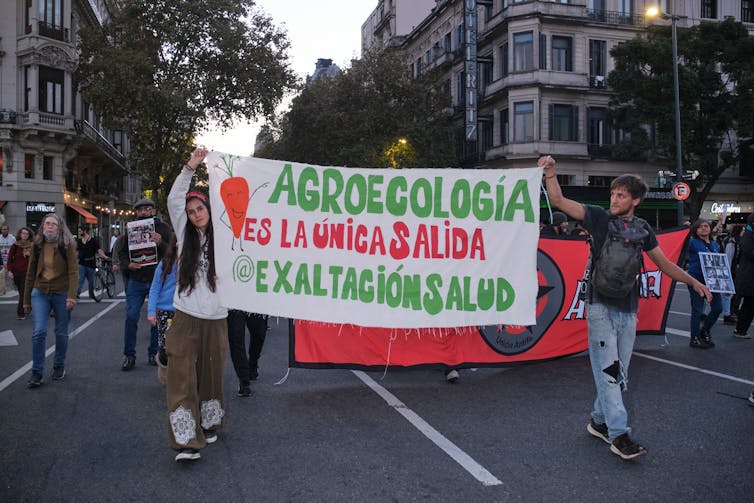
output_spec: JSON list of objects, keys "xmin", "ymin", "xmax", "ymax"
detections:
[{"xmin": 0, "ymin": 330, "xmax": 18, "ymax": 347}]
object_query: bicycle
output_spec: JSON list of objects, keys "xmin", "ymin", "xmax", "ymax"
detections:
[{"xmin": 92, "ymin": 257, "xmax": 116, "ymax": 302}]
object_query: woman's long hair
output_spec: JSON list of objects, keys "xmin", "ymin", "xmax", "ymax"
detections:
[
  {"xmin": 160, "ymin": 233, "xmax": 178, "ymax": 284},
  {"xmin": 691, "ymin": 218, "xmax": 711, "ymax": 240},
  {"xmin": 177, "ymin": 193, "xmax": 217, "ymax": 295},
  {"xmin": 33, "ymin": 213, "xmax": 73, "ymax": 248},
  {"xmin": 15, "ymin": 226, "xmax": 35, "ymax": 242}
]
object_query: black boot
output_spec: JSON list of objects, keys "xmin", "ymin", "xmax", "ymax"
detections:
[{"xmin": 700, "ymin": 328, "xmax": 715, "ymax": 348}]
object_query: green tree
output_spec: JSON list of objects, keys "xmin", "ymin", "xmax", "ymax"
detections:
[
  {"xmin": 257, "ymin": 48, "xmax": 457, "ymax": 168},
  {"xmin": 76, "ymin": 0, "xmax": 297, "ymax": 208},
  {"xmin": 608, "ymin": 18, "xmax": 754, "ymax": 219}
]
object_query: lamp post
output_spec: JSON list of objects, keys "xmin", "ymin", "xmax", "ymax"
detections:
[{"xmin": 646, "ymin": 6, "xmax": 685, "ymax": 225}]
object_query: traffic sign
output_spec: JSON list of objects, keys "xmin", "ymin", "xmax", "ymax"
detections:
[{"xmin": 672, "ymin": 182, "xmax": 691, "ymax": 200}]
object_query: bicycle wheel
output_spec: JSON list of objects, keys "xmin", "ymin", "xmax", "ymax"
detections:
[
  {"xmin": 105, "ymin": 270, "xmax": 116, "ymax": 298},
  {"xmin": 91, "ymin": 272, "xmax": 104, "ymax": 303}
]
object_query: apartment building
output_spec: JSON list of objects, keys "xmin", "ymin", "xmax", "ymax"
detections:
[
  {"xmin": 364, "ymin": 0, "xmax": 754, "ymax": 227},
  {"xmin": 0, "ymin": 0, "xmax": 139, "ymax": 241}
]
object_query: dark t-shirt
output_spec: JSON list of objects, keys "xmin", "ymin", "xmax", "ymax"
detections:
[
  {"xmin": 77, "ymin": 236, "xmax": 101, "ymax": 267},
  {"xmin": 582, "ymin": 204, "xmax": 658, "ymax": 313}
]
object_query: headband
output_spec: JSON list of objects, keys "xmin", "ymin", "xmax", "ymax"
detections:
[{"xmin": 185, "ymin": 191, "xmax": 208, "ymax": 204}]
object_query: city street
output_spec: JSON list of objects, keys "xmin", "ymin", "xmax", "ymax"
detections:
[{"xmin": 1, "ymin": 280, "xmax": 752, "ymax": 502}]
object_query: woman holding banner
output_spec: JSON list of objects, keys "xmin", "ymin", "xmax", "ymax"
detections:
[
  {"xmin": 165, "ymin": 148, "xmax": 228, "ymax": 462},
  {"xmin": 686, "ymin": 219, "xmax": 723, "ymax": 349}
]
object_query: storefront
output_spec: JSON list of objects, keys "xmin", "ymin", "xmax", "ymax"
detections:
[
  {"xmin": 700, "ymin": 200, "xmax": 753, "ymax": 225},
  {"xmin": 25, "ymin": 201, "xmax": 57, "ymax": 233}
]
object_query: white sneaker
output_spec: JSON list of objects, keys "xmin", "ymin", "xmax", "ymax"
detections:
[
  {"xmin": 445, "ymin": 369, "xmax": 459, "ymax": 383},
  {"xmin": 748, "ymin": 392, "xmax": 754, "ymax": 406},
  {"xmin": 175, "ymin": 448, "xmax": 200, "ymax": 461}
]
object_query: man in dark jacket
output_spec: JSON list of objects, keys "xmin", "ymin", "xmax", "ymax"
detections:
[
  {"xmin": 118, "ymin": 199, "xmax": 172, "ymax": 370},
  {"xmin": 733, "ymin": 213, "xmax": 754, "ymax": 340}
]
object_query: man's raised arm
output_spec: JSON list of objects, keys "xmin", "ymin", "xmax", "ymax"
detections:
[{"xmin": 539, "ymin": 156, "xmax": 586, "ymax": 222}]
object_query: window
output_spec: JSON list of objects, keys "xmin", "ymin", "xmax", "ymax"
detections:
[
  {"xmin": 25, "ymin": 154, "xmax": 35, "ymax": 179},
  {"xmin": 514, "ymin": 101, "xmax": 534, "ymax": 142},
  {"xmin": 0, "ymin": 148, "xmax": 3, "ymax": 185},
  {"xmin": 39, "ymin": 0, "xmax": 63, "ymax": 27},
  {"xmin": 500, "ymin": 109, "xmax": 509, "ymax": 145},
  {"xmin": 588, "ymin": 175, "xmax": 613, "ymax": 187},
  {"xmin": 513, "ymin": 32, "xmax": 534, "ymax": 71},
  {"xmin": 443, "ymin": 32, "xmax": 452, "ymax": 52},
  {"xmin": 589, "ymin": 40, "xmax": 607, "ymax": 84},
  {"xmin": 415, "ymin": 57, "xmax": 422, "ymax": 79},
  {"xmin": 43, "ymin": 156, "xmax": 54, "ymax": 180},
  {"xmin": 39, "ymin": 66, "xmax": 64, "ymax": 115},
  {"xmin": 25, "ymin": 0, "xmax": 33, "ymax": 34},
  {"xmin": 539, "ymin": 34, "xmax": 547, "ymax": 70},
  {"xmin": 701, "ymin": 0, "xmax": 717, "ymax": 18},
  {"xmin": 481, "ymin": 120, "xmax": 494, "ymax": 151},
  {"xmin": 549, "ymin": 104, "xmax": 579, "ymax": 141},
  {"xmin": 500, "ymin": 43, "xmax": 509, "ymax": 78},
  {"xmin": 455, "ymin": 24, "xmax": 463, "ymax": 52},
  {"xmin": 617, "ymin": 0, "xmax": 633, "ymax": 18},
  {"xmin": 24, "ymin": 67, "xmax": 31, "ymax": 111},
  {"xmin": 480, "ymin": 58, "xmax": 493, "ymax": 89},
  {"xmin": 552, "ymin": 36, "xmax": 573, "ymax": 72},
  {"xmin": 587, "ymin": 107, "xmax": 612, "ymax": 145},
  {"xmin": 744, "ymin": 0, "xmax": 754, "ymax": 22},
  {"xmin": 456, "ymin": 72, "xmax": 465, "ymax": 107}
]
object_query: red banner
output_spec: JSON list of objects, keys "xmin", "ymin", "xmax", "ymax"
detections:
[{"xmin": 291, "ymin": 227, "xmax": 689, "ymax": 369}]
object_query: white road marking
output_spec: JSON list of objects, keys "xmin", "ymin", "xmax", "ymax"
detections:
[
  {"xmin": 0, "ymin": 300, "xmax": 123, "ymax": 392},
  {"xmin": 635, "ymin": 352, "xmax": 754, "ymax": 386},
  {"xmin": 352, "ymin": 370, "xmax": 503, "ymax": 487},
  {"xmin": 0, "ymin": 330, "xmax": 18, "ymax": 346}
]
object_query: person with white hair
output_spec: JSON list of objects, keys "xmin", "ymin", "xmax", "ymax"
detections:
[{"xmin": 23, "ymin": 213, "xmax": 78, "ymax": 388}]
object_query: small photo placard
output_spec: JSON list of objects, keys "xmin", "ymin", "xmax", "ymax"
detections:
[{"xmin": 699, "ymin": 252, "xmax": 735, "ymax": 294}]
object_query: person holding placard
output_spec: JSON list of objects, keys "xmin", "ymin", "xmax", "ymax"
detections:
[{"xmin": 686, "ymin": 219, "xmax": 723, "ymax": 349}]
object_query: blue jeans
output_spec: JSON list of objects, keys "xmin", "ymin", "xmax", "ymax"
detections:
[
  {"xmin": 123, "ymin": 279, "xmax": 158, "ymax": 358},
  {"xmin": 77, "ymin": 265, "xmax": 95, "ymax": 298},
  {"xmin": 31, "ymin": 289, "xmax": 70, "ymax": 373},
  {"xmin": 688, "ymin": 286, "xmax": 722, "ymax": 339},
  {"xmin": 586, "ymin": 302, "xmax": 636, "ymax": 441}
]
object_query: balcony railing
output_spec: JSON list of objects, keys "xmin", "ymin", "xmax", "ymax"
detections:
[
  {"xmin": 75, "ymin": 120, "xmax": 127, "ymax": 168},
  {"xmin": 39, "ymin": 112, "xmax": 65, "ymax": 126},
  {"xmin": 38, "ymin": 21, "xmax": 70, "ymax": 42},
  {"xmin": 584, "ymin": 9, "xmax": 646, "ymax": 26}
]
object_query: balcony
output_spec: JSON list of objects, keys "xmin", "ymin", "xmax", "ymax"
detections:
[
  {"xmin": 75, "ymin": 120, "xmax": 127, "ymax": 169},
  {"xmin": 584, "ymin": 9, "xmax": 646, "ymax": 26},
  {"xmin": 38, "ymin": 21, "xmax": 70, "ymax": 42}
]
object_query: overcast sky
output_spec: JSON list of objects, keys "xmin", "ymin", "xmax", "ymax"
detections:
[{"xmin": 196, "ymin": 1, "xmax": 376, "ymax": 156}]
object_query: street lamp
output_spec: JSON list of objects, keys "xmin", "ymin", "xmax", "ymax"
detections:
[{"xmin": 646, "ymin": 5, "xmax": 686, "ymax": 226}]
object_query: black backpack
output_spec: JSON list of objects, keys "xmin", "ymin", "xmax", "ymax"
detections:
[{"xmin": 591, "ymin": 217, "xmax": 648, "ymax": 299}]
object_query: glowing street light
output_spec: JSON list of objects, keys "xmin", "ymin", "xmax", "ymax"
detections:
[{"xmin": 646, "ymin": 5, "xmax": 687, "ymax": 225}]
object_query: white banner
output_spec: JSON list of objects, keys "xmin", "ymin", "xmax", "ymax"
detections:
[{"xmin": 207, "ymin": 152, "xmax": 541, "ymax": 328}]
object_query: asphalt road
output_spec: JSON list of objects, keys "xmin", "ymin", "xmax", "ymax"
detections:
[{"xmin": 1, "ymin": 280, "xmax": 752, "ymax": 502}]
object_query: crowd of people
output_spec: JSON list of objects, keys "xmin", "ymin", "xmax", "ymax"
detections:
[{"xmin": 4, "ymin": 151, "xmax": 753, "ymax": 463}]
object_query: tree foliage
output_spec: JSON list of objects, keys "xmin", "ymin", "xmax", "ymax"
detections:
[
  {"xmin": 76, "ymin": 0, "xmax": 297, "ymax": 206},
  {"xmin": 256, "ymin": 48, "xmax": 457, "ymax": 168},
  {"xmin": 608, "ymin": 18, "xmax": 754, "ymax": 219}
]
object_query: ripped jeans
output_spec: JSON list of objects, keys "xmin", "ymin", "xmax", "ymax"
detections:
[{"xmin": 586, "ymin": 302, "xmax": 636, "ymax": 441}]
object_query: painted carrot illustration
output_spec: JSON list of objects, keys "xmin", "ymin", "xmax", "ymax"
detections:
[{"xmin": 216, "ymin": 154, "xmax": 249, "ymax": 239}]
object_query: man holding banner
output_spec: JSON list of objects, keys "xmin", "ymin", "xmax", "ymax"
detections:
[{"xmin": 541, "ymin": 156, "xmax": 710, "ymax": 460}]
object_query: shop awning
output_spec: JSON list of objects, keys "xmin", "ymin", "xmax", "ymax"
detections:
[{"xmin": 68, "ymin": 204, "xmax": 98, "ymax": 225}]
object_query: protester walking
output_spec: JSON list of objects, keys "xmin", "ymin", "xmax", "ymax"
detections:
[
  {"xmin": 76, "ymin": 226, "xmax": 106, "ymax": 299},
  {"xmin": 686, "ymin": 219, "xmax": 724, "ymax": 348},
  {"xmin": 7, "ymin": 227, "xmax": 34, "ymax": 319},
  {"xmin": 23, "ymin": 214, "xmax": 78, "ymax": 388},
  {"xmin": 0, "ymin": 224, "xmax": 16, "ymax": 295},
  {"xmin": 148, "ymin": 234, "xmax": 178, "ymax": 384},
  {"xmin": 165, "ymin": 147, "xmax": 228, "ymax": 462},
  {"xmin": 118, "ymin": 199, "xmax": 172, "ymax": 370},
  {"xmin": 541, "ymin": 156, "xmax": 710, "ymax": 460},
  {"xmin": 227, "ymin": 310, "xmax": 268, "ymax": 396},
  {"xmin": 733, "ymin": 214, "xmax": 754, "ymax": 339}
]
